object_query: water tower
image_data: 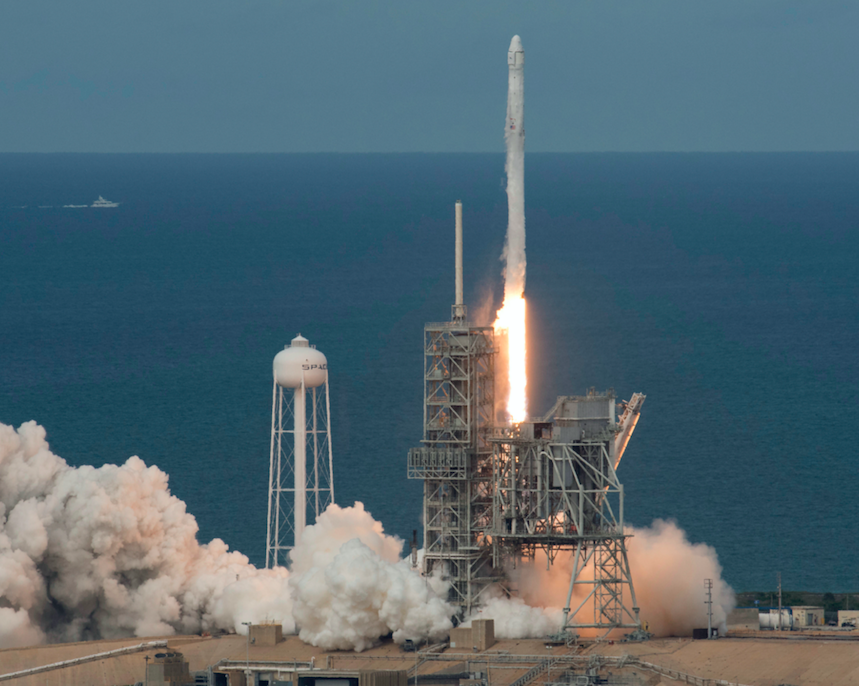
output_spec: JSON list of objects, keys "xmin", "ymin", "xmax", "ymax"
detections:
[{"xmin": 266, "ymin": 334, "xmax": 334, "ymax": 568}]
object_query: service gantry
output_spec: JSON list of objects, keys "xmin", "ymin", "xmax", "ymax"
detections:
[
  {"xmin": 489, "ymin": 390, "xmax": 646, "ymax": 636},
  {"xmin": 407, "ymin": 203, "xmax": 646, "ymax": 636},
  {"xmin": 407, "ymin": 202, "xmax": 500, "ymax": 615}
]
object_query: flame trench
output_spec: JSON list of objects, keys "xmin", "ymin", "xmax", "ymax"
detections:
[{"xmin": 494, "ymin": 35, "xmax": 527, "ymax": 424}]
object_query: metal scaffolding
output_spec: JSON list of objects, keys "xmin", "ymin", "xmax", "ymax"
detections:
[
  {"xmin": 407, "ymin": 319, "xmax": 500, "ymax": 615},
  {"xmin": 267, "ymin": 369, "xmax": 334, "ymax": 568},
  {"xmin": 489, "ymin": 391, "xmax": 645, "ymax": 636},
  {"xmin": 404, "ymin": 203, "xmax": 646, "ymax": 632}
]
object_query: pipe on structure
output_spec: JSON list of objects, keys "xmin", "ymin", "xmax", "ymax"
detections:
[
  {"xmin": 453, "ymin": 201, "xmax": 466, "ymax": 321},
  {"xmin": 614, "ymin": 392, "xmax": 646, "ymax": 469},
  {"xmin": 0, "ymin": 641, "xmax": 167, "ymax": 682},
  {"xmin": 294, "ymin": 379, "xmax": 306, "ymax": 541},
  {"xmin": 455, "ymin": 201, "xmax": 463, "ymax": 307}
]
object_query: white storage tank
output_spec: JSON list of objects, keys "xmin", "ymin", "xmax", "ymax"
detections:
[
  {"xmin": 273, "ymin": 334, "xmax": 328, "ymax": 388},
  {"xmin": 759, "ymin": 609, "xmax": 793, "ymax": 630}
]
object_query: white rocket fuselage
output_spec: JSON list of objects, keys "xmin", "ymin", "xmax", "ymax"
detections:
[{"xmin": 505, "ymin": 35, "xmax": 525, "ymax": 299}]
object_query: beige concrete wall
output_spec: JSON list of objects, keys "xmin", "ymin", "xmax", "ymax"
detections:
[
  {"xmin": 358, "ymin": 669, "xmax": 407, "ymax": 686},
  {"xmin": 449, "ymin": 620, "xmax": 495, "ymax": 651},
  {"xmin": 726, "ymin": 608, "xmax": 759, "ymax": 631},
  {"xmin": 449, "ymin": 628, "xmax": 471, "ymax": 650},
  {"xmin": 250, "ymin": 624, "xmax": 283, "ymax": 647},
  {"xmin": 471, "ymin": 620, "xmax": 495, "ymax": 651}
]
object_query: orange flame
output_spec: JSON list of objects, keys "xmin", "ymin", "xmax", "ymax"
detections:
[{"xmin": 494, "ymin": 295, "xmax": 527, "ymax": 423}]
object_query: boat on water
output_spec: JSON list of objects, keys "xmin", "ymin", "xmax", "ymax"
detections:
[{"xmin": 91, "ymin": 196, "xmax": 119, "ymax": 208}]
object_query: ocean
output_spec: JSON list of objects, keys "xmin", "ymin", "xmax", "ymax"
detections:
[{"xmin": 1, "ymin": 152, "xmax": 857, "ymax": 593}]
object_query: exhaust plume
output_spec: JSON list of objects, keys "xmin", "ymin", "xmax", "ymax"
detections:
[
  {"xmin": 498, "ymin": 520, "xmax": 735, "ymax": 638},
  {"xmin": 0, "ymin": 421, "xmax": 451, "ymax": 651},
  {"xmin": 289, "ymin": 503, "xmax": 454, "ymax": 651},
  {"xmin": 0, "ymin": 421, "xmax": 732, "ymax": 648}
]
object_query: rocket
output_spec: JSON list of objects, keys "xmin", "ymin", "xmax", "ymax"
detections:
[
  {"xmin": 506, "ymin": 36, "xmax": 524, "ymax": 139},
  {"xmin": 503, "ymin": 35, "xmax": 526, "ymax": 300}
]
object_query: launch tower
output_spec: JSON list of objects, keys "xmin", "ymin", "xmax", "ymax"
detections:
[
  {"xmin": 407, "ymin": 203, "xmax": 500, "ymax": 615},
  {"xmin": 407, "ymin": 204, "xmax": 646, "ymax": 633},
  {"xmin": 409, "ymin": 37, "xmax": 645, "ymax": 635}
]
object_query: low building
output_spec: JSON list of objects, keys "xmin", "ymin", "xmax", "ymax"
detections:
[
  {"xmin": 249, "ymin": 623, "xmax": 284, "ymax": 647},
  {"xmin": 210, "ymin": 666, "xmax": 406, "ymax": 686},
  {"xmin": 146, "ymin": 651, "xmax": 193, "ymax": 686},
  {"xmin": 790, "ymin": 606, "xmax": 825, "ymax": 627},
  {"xmin": 449, "ymin": 619, "xmax": 495, "ymax": 652},
  {"xmin": 726, "ymin": 608, "xmax": 759, "ymax": 631},
  {"xmin": 837, "ymin": 610, "xmax": 859, "ymax": 626}
]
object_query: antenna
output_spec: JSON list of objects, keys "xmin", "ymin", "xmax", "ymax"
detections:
[
  {"xmin": 704, "ymin": 578, "xmax": 714, "ymax": 638},
  {"xmin": 777, "ymin": 571, "xmax": 782, "ymax": 631}
]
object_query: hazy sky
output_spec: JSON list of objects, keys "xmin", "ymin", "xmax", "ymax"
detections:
[{"xmin": 2, "ymin": 1, "xmax": 857, "ymax": 152}]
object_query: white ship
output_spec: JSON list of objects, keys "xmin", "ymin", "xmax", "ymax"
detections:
[{"xmin": 91, "ymin": 196, "xmax": 119, "ymax": 208}]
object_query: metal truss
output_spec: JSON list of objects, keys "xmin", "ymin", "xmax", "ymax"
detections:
[
  {"xmin": 489, "ymin": 392, "xmax": 644, "ymax": 636},
  {"xmin": 266, "ymin": 381, "xmax": 334, "ymax": 568},
  {"xmin": 408, "ymin": 320, "xmax": 499, "ymax": 616}
]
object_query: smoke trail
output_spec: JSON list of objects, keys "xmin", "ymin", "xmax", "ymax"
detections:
[
  {"xmin": 0, "ymin": 421, "xmax": 452, "ymax": 651},
  {"xmin": 494, "ymin": 35, "xmax": 528, "ymax": 423}
]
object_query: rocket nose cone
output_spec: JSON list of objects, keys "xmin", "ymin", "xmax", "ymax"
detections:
[{"xmin": 508, "ymin": 35, "xmax": 523, "ymax": 53}]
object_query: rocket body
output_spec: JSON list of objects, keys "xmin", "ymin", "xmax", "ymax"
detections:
[{"xmin": 504, "ymin": 35, "xmax": 526, "ymax": 299}]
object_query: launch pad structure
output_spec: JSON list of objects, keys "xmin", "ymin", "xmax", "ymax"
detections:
[{"xmin": 408, "ymin": 203, "xmax": 646, "ymax": 636}]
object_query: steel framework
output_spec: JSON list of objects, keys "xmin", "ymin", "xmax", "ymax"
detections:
[
  {"xmin": 489, "ymin": 391, "xmax": 645, "ymax": 635},
  {"xmin": 266, "ymin": 378, "xmax": 334, "ymax": 568},
  {"xmin": 407, "ymin": 318, "xmax": 500, "ymax": 615}
]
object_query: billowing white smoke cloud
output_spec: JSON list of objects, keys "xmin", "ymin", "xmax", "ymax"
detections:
[
  {"xmin": 0, "ymin": 420, "xmax": 293, "ymax": 646},
  {"xmin": 497, "ymin": 520, "xmax": 735, "ymax": 638},
  {"xmin": 465, "ymin": 591, "xmax": 562, "ymax": 640},
  {"xmin": 626, "ymin": 520, "xmax": 735, "ymax": 636},
  {"xmin": 289, "ymin": 503, "xmax": 454, "ymax": 651},
  {"xmin": 0, "ymin": 421, "xmax": 452, "ymax": 651},
  {"xmin": 0, "ymin": 421, "xmax": 733, "ymax": 650}
]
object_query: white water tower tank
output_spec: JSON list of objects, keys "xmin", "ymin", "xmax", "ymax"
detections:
[{"xmin": 273, "ymin": 334, "xmax": 328, "ymax": 388}]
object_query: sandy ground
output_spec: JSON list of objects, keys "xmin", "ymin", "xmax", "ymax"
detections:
[{"xmin": 2, "ymin": 633, "xmax": 859, "ymax": 686}]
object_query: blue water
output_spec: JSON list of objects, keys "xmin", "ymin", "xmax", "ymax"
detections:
[{"xmin": 1, "ymin": 153, "xmax": 857, "ymax": 593}]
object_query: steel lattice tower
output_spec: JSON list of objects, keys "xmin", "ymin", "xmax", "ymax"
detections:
[
  {"xmin": 406, "ymin": 203, "xmax": 646, "ymax": 633},
  {"xmin": 407, "ymin": 202, "xmax": 500, "ymax": 616}
]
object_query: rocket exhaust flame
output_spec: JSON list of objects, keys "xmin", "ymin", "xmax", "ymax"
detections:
[
  {"xmin": 494, "ymin": 296, "xmax": 527, "ymax": 422},
  {"xmin": 494, "ymin": 35, "xmax": 528, "ymax": 423}
]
